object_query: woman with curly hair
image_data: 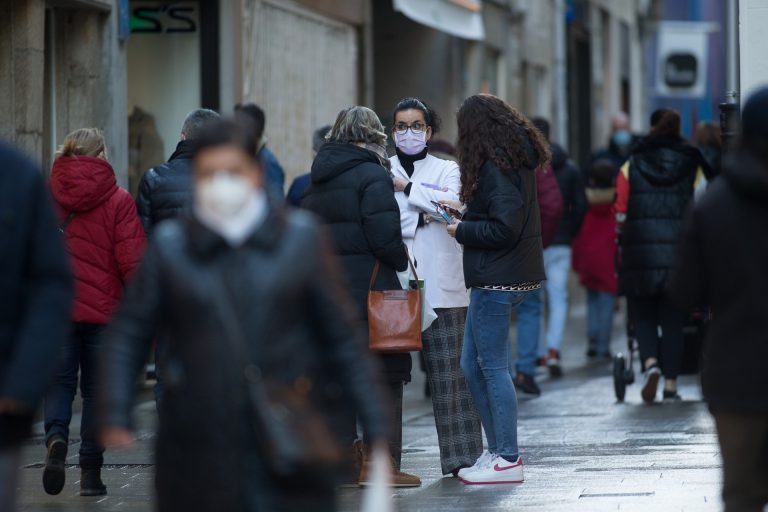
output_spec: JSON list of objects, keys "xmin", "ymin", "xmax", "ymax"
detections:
[{"xmin": 443, "ymin": 94, "xmax": 549, "ymax": 485}]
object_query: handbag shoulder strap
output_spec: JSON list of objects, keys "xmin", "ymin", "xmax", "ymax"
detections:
[
  {"xmin": 368, "ymin": 251, "xmax": 419, "ymax": 291},
  {"xmin": 58, "ymin": 212, "xmax": 75, "ymax": 234}
]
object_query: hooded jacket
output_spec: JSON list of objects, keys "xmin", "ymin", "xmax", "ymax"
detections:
[
  {"xmin": 549, "ymin": 143, "xmax": 587, "ymax": 246},
  {"xmin": 50, "ymin": 156, "xmax": 145, "ymax": 324},
  {"xmin": 670, "ymin": 153, "xmax": 768, "ymax": 412},
  {"xmin": 615, "ymin": 136, "xmax": 703, "ymax": 297},
  {"xmin": 135, "ymin": 139, "xmax": 196, "ymax": 235},
  {"xmin": 303, "ymin": 143, "xmax": 411, "ymax": 381}
]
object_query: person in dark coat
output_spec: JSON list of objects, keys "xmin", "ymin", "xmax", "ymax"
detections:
[
  {"xmin": 44, "ymin": 128, "xmax": 145, "ymax": 497},
  {"xmin": 286, "ymin": 125, "xmax": 330, "ymax": 207},
  {"xmin": 669, "ymin": 88, "xmax": 768, "ymax": 512},
  {"xmin": 531, "ymin": 117, "xmax": 585, "ymax": 376},
  {"xmin": 694, "ymin": 121, "xmax": 722, "ymax": 181},
  {"xmin": 0, "ymin": 141, "xmax": 73, "ymax": 512},
  {"xmin": 444, "ymin": 94, "xmax": 548, "ymax": 485},
  {"xmin": 234, "ymin": 103, "xmax": 286, "ymax": 197},
  {"xmin": 135, "ymin": 108, "xmax": 221, "ymax": 236},
  {"xmin": 99, "ymin": 120, "xmax": 391, "ymax": 512},
  {"xmin": 614, "ymin": 108, "xmax": 707, "ymax": 404},
  {"xmin": 302, "ymin": 106, "xmax": 416, "ymax": 486},
  {"xmin": 591, "ymin": 111, "xmax": 638, "ymax": 171}
]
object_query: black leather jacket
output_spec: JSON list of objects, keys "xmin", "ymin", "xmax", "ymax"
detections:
[
  {"xmin": 100, "ymin": 206, "xmax": 389, "ymax": 510},
  {"xmin": 135, "ymin": 140, "xmax": 196, "ymax": 235}
]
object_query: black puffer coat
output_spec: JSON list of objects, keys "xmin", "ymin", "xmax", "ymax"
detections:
[
  {"xmin": 135, "ymin": 140, "xmax": 196, "ymax": 235},
  {"xmin": 457, "ymin": 160, "xmax": 545, "ymax": 288},
  {"xmin": 670, "ymin": 153, "xmax": 768, "ymax": 412},
  {"xmin": 550, "ymin": 143, "xmax": 587, "ymax": 246},
  {"xmin": 619, "ymin": 136, "xmax": 702, "ymax": 297},
  {"xmin": 303, "ymin": 143, "xmax": 411, "ymax": 382},
  {"xmin": 100, "ymin": 207, "xmax": 390, "ymax": 511}
]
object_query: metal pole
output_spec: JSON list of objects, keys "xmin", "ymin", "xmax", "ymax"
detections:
[
  {"xmin": 720, "ymin": 0, "xmax": 740, "ymax": 153},
  {"xmin": 553, "ymin": 0, "xmax": 568, "ymax": 148}
]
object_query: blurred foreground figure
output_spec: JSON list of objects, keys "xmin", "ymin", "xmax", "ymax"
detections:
[
  {"xmin": 0, "ymin": 142, "xmax": 73, "ymax": 512},
  {"xmin": 44, "ymin": 128, "xmax": 145, "ymax": 497},
  {"xmin": 99, "ymin": 121, "xmax": 390, "ymax": 512},
  {"xmin": 670, "ymin": 88, "xmax": 768, "ymax": 512}
]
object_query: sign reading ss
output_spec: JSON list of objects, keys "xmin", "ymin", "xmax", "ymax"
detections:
[{"xmin": 131, "ymin": 3, "xmax": 197, "ymax": 33}]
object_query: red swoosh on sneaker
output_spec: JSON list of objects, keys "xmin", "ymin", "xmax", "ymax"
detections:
[{"xmin": 493, "ymin": 460, "xmax": 522, "ymax": 472}]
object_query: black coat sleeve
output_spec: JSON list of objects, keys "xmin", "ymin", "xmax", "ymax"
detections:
[
  {"xmin": 360, "ymin": 170, "xmax": 408, "ymax": 272},
  {"xmin": 668, "ymin": 205, "xmax": 706, "ymax": 312},
  {"xmin": 1, "ymin": 171, "xmax": 73, "ymax": 410},
  {"xmin": 306, "ymin": 226, "xmax": 390, "ymax": 442},
  {"xmin": 456, "ymin": 173, "xmax": 525, "ymax": 249},
  {"xmin": 135, "ymin": 170, "xmax": 154, "ymax": 236},
  {"xmin": 100, "ymin": 234, "xmax": 167, "ymax": 429}
]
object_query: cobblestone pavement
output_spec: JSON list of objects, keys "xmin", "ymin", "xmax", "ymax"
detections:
[{"xmin": 14, "ymin": 290, "xmax": 723, "ymax": 511}]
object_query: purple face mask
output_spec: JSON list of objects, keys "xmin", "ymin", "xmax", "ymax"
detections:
[{"xmin": 395, "ymin": 130, "xmax": 427, "ymax": 155}]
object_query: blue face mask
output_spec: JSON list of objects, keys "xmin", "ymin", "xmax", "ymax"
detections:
[{"xmin": 612, "ymin": 130, "xmax": 632, "ymax": 147}]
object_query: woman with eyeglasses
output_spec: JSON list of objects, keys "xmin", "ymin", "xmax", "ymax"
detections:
[{"xmin": 389, "ymin": 97, "xmax": 483, "ymax": 478}]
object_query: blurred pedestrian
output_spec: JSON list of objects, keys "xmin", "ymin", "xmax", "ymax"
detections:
[
  {"xmin": 388, "ymin": 97, "xmax": 483, "ymax": 476},
  {"xmin": 302, "ymin": 107, "xmax": 417, "ymax": 486},
  {"xmin": 572, "ymin": 159, "xmax": 618, "ymax": 359},
  {"xmin": 235, "ymin": 102, "xmax": 286, "ymax": 197},
  {"xmin": 136, "ymin": 108, "xmax": 221, "ymax": 236},
  {"xmin": 428, "ymin": 138, "xmax": 458, "ymax": 162},
  {"xmin": 99, "ymin": 120, "xmax": 391, "ymax": 512},
  {"xmin": 615, "ymin": 108, "xmax": 706, "ymax": 404},
  {"xmin": 512, "ymin": 161, "xmax": 563, "ymax": 396},
  {"xmin": 670, "ymin": 87, "xmax": 768, "ymax": 512},
  {"xmin": 446, "ymin": 94, "xmax": 548, "ymax": 485},
  {"xmin": 0, "ymin": 142, "xmax": 73, "ymax": 512},
  {"xmin": 286, "ymin": 125, "xmax": 330, "ymax": 207},
  {"xmin": 591, "ymin": 111, "xmax": 637, "ymax": 171},
  {"xmin": 694, "ymin": 121, "xmax": 722, "ymax": 181},
  {"xmin": 43, "ymin": 128, "xmax": 145, "ymax": 497},
  {"xmin": 531, "ymin": 117, "xmax": 586, "ymax": 377}
]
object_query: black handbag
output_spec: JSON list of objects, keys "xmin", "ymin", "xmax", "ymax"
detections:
[{"xmin": 208, "ymin": 273, "xmax": 343, "ymax": 478}]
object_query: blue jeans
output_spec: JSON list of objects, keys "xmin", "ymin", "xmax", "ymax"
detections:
[
  {"xmin": 587, "ymin": 289, "xmax": 616, "ymax": 354},
  {"xmin": 543, "ymin": 246, "xmax": 571, "ymax": 351},
  {"xmin": 44, "ymin": 322, "xmax": 104, "ymax": 465},
  {"xmin": 461, "ymin": 288, "xmax": 527, "ymax": 460},
  {"xmin": 514, "ymin": 287, "xmax": 543, "ymax": 376}
]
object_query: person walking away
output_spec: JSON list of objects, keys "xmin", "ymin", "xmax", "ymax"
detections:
[
  {"xmin": 389, "ymin": 97, "xmax": 483, "ymax": 476},
  {"xmin": 512, "ymin": 161, "xmax": 563, "ymax": 396},
  {"xmin": 572, "ymin": 159, "xmax": 618, "ymax": 359},
  {"xmin": 235, "ymin": 103, "xmax": 286, "ymax": 197},
  {"xmin": 670, "ymin": 87, "xmax": 768, "ymax": 512},
  {"xmin": 302, "ymin": 106, "xmax": 417, "ymax": 486},
  {"xmin": 99, "ymin": 120, "xmax": 392, "ymax": 512},
  {"xmin": 286, "ymin": 125, "xmax": 331, "ymax": 207},
  {"xmin": 0, "ymin": 142, "xmax": 73, "ymax": 512},
  {"xmin": 43, "ymin": 128, "xmax": 145, "ymax": 497},
  {"xmin": 591, "ymin": 112, "xmax": 637, "ymax": 172},
  {"xmin": 530, "ymin": 118, "xmax": 586, "ymax": 376},
  {"xmin": 444, "ymin": 94, "xmax": 548, "ymax": 485},
  {"xmin": 614, "ymin": 108, "xmax": 706, "ymax": 404},
  {"xmin": 136, "ymin": 109, "xmax": 221, "ymax": 236}
]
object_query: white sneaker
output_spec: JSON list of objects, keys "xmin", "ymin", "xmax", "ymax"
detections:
[
  {"xmin": 459, "ymin": 455, "xmax": 524, "ymax": 484},
  {"xmin": 457, "ymin": 450, "xmax": 494, "ymax": 479}
]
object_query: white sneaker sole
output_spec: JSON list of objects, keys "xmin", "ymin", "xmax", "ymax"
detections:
[{"xmin": 459, "ymin": 477, "xmax": 524, "ymax": 485}]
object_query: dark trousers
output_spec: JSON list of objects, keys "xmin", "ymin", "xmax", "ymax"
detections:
[
  {"xmin": 362, "ymin": 380, "xmax": 404, "ymax": 469},
  {"xmin": 712, "ymin": 411, "xmax": 768, "ymax": 512},
  {"xmin": 43, "ymin": 322, "xmax": 105, "ymax": 466},
  {"xmin": 627, "ymin": 295, "xmax": 686, "ymax": 379}
]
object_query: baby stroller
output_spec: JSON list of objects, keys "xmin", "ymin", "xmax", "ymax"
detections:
[{"xmin": 613, "ymin": 310, "xmax": 708, "ymax": 402}]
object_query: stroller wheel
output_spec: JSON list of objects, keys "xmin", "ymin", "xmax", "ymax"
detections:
[{"xmin": 613, "ymin": 354, "xmax": 627, "ymax": 402}]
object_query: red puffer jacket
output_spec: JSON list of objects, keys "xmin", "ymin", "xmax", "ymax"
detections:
[
  {"xmin": 537, "ymin": 164, "xmax": 564, "ymax": 248},
  {"xmin": 572, "ymin": 188, "xmax": 618, "ymax": 293},
  {"xmin": 50, "ymin": 156, "xmax": 146, "ymax": 324}
]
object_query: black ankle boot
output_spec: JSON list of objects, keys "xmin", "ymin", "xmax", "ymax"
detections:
[
  {"xmin": 43, "ymin": 436, "xmax": 68, "ymax": 495},
  {"xmin": 80, "ymin": 467, "xmax": 107, "ymax": 496}
]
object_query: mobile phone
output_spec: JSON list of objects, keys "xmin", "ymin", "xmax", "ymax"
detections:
[
  {"xmin": 437, "ymin": 208, "xmax": 455, "ymax": 224},
  {"xmin": 431, "ymin": 200, "xmax": 462, "ymax": 220}
]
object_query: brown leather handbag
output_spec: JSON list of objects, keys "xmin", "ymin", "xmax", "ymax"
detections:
[{"xmin": 367, "ymin": 256, "xmax": 422, "ymax": 353}]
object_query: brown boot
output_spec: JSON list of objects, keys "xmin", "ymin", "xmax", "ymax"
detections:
[{"xmin": 358, "ymin": 452, "xmax": 421, "ymax": 488}]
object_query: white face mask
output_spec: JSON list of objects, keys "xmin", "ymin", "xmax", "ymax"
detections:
[
  {"xmin": 395, "ymin": 130, "xmax": 428, "ymax": 155},
  {"xmin": 196, "ymin": 172, "xmax": 253, "ymax": 219},
  {"xmin": 195, "ymin": 171, "xmax": 267, "ymax": 246}
]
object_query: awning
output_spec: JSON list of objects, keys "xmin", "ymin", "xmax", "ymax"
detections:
[{"xmin": 393, "ymin": 0, "xmax": 485, "ymax": 41}]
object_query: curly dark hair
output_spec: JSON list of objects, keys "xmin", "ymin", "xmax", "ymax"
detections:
[{"xmin": 456, "ymin": 94, "xmax": 551, "ymax": 203}]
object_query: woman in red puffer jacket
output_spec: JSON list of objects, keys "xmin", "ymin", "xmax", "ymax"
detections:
[
  {"xmin": 42, "ymin": 128, "xmax": 145, "ymax": 498},
  {"xmin": 572, "ymin": 159, "xmax": 618, "ymax": 360}
]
